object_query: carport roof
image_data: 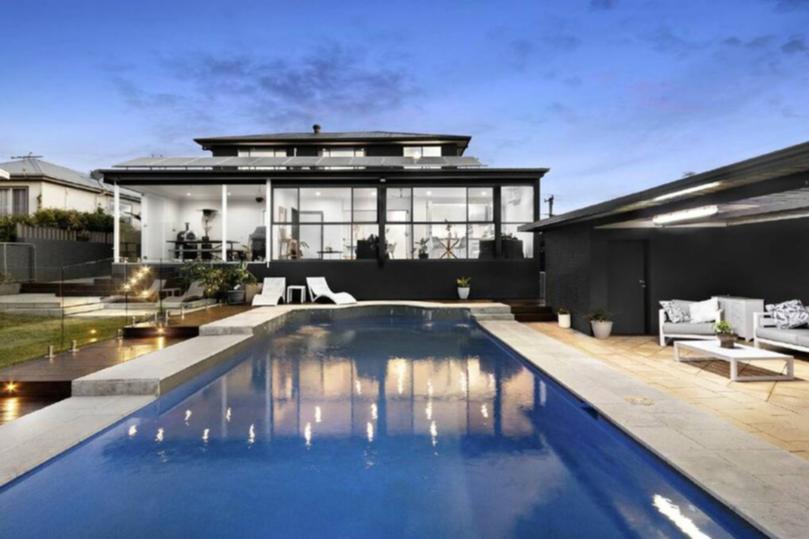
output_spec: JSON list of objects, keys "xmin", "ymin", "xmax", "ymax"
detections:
[{"xmin": 520, "ymin": 140, "xmax": 809, "ymax": 231}]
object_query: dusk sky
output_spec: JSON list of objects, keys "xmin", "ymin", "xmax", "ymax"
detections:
[{"xmin": 2, "ymin": 0, "xmax": 808, "ymax": 214}]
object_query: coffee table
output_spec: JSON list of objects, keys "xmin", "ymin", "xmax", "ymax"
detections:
[{"xmin": 674, "ymin": 340, "xmax": 794, "ymax": 382}]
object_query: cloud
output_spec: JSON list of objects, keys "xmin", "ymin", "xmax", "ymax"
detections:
[
  {"xmin": 781, "ymin": 35, "xmax": 808, "ymax": 54},
  {"xmin": 106, "ymin": 43, "xmax": 419, "ymax": 140},
  {"xmin": 766, "ymin": 0, "xmax": 809, "ymax": 11},
  {"xmin": 590, "ymin": 0, "xmax": 618, "ymax": 9}
]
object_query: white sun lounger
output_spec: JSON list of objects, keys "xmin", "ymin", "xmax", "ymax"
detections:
[
  {"xmin": 306, "ymin": 277, "xmax": 356, "ymax": 305},
  {"xmin": 163, "ymin": 280, "xmax": 205, "ymax": 305},
  {"xmin": 252, "ymin": 277, "xmax": 286, "ymax": 306}
]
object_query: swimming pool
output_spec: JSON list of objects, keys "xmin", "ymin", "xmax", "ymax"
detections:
[{"xmin": 0, "ymin": 311, "xmax": 763, "ymax": 538}]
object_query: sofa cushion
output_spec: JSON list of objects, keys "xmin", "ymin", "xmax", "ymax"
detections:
[
  {"xmin": 765, "ymin": 300, "xmax": 809, "ymax": 329},
  {"xmin": 756, "ymin": 327, "xmax": 805, "ymax": 345},
  {"xmin": 689, "ymin": 297, "xmax": 719, "ymax": 323},
  {"xmin": 660, "ymin": 300, "xmax": 690, "ymax": 323},
  {"xmin": 663, "ymin": 322, "xmax": 715, "ymax": 335}
]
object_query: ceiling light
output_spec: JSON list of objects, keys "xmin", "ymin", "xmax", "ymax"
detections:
[
  {"xmin": 315, "ymin": 191, "xmax": 321, "ymax": 196},
  {"xmin": 652, "ymin": 205, "xmax": 718, "ymax": 225},
  {"xmin": 653, "ymin": 181, "xmax": 721, "ymax": 202},
  {"xmin": 426, "ymin": 190, "xmax": 432, "ymax": 196},
  {"xmin": 186, "ymin": 192, "xmax": 191, "ymax": 197}
]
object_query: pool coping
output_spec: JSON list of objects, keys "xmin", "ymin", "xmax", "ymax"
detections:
[
  {"xmin": 478, "ymin": 320, "xmax": 809, "ymax": 539},
  {"xmin": 0, "ymin": 303, "xmax": 806, "ymax": 538}
]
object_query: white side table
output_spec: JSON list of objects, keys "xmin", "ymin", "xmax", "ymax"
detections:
[
  {"xmin": 674, "ymin": 340, "xmax": 794, "ymax": 382},
  {"xmin": 286, "ymin": 285, "xmax": 307, "ymax": 304}
]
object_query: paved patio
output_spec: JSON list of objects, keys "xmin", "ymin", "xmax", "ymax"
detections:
[{"xmin": 527, "ymin": 322, "xmax": 809, "ymax": 461}]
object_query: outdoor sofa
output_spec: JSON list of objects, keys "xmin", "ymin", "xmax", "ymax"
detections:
[
  {"xmin": 754, "ymin": 300, "xmax": 809, "ymax": 354},
  {"xmin": 659, "ymin": 298, "xmax": 723, "ymax": 346}
]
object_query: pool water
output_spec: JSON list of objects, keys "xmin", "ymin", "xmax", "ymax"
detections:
[{"xmin": 0, "ymin": 313, "xmax": 763, "ymax": 538}]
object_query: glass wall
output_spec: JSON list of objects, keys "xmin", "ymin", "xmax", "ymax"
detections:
[
  {"xmin": 501, "ymin": 185, "xmax": 534, "ymax": 258},
  {"xmin": 272, "ymin": 187, "xmax": 378, "ymax": 260},
  {"xmin": 271, "ymin": 184, "xmax": 534, "ymax": 261},
  {"xmin": 386, "ymin": 187, "xmax": 495, "ymax": 259}
]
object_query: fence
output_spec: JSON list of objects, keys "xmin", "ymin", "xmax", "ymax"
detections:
[
  {"xmin": 0, "ymin": 243, "xmax": 36, "ymax": 281},
  {"xmin": 15, "ymin": 224, "xmax": 112, "ymax": 244}
]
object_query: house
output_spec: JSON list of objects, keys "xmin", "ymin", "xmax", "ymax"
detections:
[
  {"xmin": 99, "ymin": 126, "xmax": 548, "ymax": 299},
  {"xmin": 520, "ymin": 141, "xmax": 809, "ymax": 334},
  {"xmin": 0, "ymin": 156, "xmax": 140, "ymax": 220}
]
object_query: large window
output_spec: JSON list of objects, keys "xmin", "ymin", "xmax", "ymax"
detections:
[
  {"xmin": 501, "ymin": 185, "xmax": 535, "ymax": 258},
  {"xmin": 0, "ymin": 188, "xmax": 28, "ymax": 217},
  {"xmin": 270, "ymin": 184, "xmax": 534, "ymax": 261},
  {"xmin": 272, "ymin": 187, "xmax": 377, "ymax": 260},
  {"xmin": 386, "ymin": 187, "xmax": 494, "ymax": 259}
]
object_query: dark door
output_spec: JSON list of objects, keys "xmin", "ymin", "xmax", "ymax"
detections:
[{"xmin": 607, "ymin": 240, "xmax": 648, "ymax": 334}]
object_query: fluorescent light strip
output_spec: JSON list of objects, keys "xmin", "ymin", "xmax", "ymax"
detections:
[
  {"xmin": 653, "ymin": 181, "xmax": 721, "ymax": 202},
  {"xmin": 652, "ymin": 205, "xmax": 719, "ymax": 225}
]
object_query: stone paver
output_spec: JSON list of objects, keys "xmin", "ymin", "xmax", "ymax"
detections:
[{"xmin": 527, "ymin": 322, "xmax": 809, "ymax": 462}]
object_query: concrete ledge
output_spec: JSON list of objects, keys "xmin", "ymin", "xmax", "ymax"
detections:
[
  {"xmin": 0, "ymin": 396, "xmax": 153, "ymax": 487},
  {"xmin": 71, "ymin": 334, "xmax": 251, "ymax": 396},
  {"xmin": 479, "ymin": 320, "xmax": 809, "ymax": 539}
]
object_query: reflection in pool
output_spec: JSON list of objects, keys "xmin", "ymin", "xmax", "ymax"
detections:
[{"xmin": 0, "ymin": 313, "xmax": 762, "ymax": 538}]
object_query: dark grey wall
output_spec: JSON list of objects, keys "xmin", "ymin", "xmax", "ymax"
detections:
[
  {"xmin": 543, "ymin": 217, "xmax": 809, "ymax": 335},
  {"xmin": 22, "ymin": 239, "xmax": 112, "ymax": 281},
  {"xmin": 251, "ymin": 259, "xmax": 542, "ymax": 300}
]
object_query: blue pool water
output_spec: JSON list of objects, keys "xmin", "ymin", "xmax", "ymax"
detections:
[{"xmin": 0, "ymin": 313, "xmax": 763, "ymax": 538}]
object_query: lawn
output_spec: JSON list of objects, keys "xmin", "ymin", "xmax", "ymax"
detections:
[{"xmin": 0, "ymin": 314, "xmax": 128, "ymax": 369}]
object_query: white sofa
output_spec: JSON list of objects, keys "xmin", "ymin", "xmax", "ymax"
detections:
[
  {"xmin": 754, "ymin": 312, "xmax": 809, "ymax": 354},
  {"xmin": 659, "ymin": 306, "xmax": 723, "ymax": 346}
]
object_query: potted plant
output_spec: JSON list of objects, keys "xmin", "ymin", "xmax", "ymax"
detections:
[
  {"xmin": 557, "ymin": 307, "xmax": 571, "ymax": 329},
  {"xmin": 226, "ymin": 263, "xmax": 257, "ymax": 304},
  {"xmin": 589, "ymin": 308, "xmax": 613, "ymax": 339},
  {"xmin": 715, "ymin": 320, "xmax": 737, "ymax": 349},
  {"xmin": 415, "ymin": 238, "xmax": 429, "ymax": 259},
  {"xmin": 456, "ymin": 276, "xmax": 472, "ymax": 300}
]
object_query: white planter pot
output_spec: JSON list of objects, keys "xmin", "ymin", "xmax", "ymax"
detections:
[
  {"xmin": 457, "ymin": 287, "xmax": 470, "ymax": 300},
  {"xmin": 0, "ymin": 283, "xmax": 21, "ymax": 296},
  {"xmin": 591, "ymin": 320, "xmax": 613, "ymax": 339},
  {"xmin": 558, "ymin": 313, "xmax": 571, "ymax": 329}
]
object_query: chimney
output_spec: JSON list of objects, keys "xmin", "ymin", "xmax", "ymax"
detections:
[{"xmin": 312, "ymin": 124, "xmax": 321, "ymax": 134}]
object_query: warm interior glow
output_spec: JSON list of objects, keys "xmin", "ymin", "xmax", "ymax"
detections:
[{"xmin": 652, "ymin": 205, "xmax": 718, "ymax": 225}]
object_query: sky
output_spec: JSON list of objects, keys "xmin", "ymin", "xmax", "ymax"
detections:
[{"xmin": 1, "ymin": 0, "xmax": 808, "ymax": 215}]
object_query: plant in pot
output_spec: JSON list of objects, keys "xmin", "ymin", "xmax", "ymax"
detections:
[
  {"xmin": 588, "ymin": 308, "xmax": 613, "ymax": 339},
  {"xmin": 557, "ymin": 307, "xmax": 571, "ymax": 329},
  {"xmin": 715, "ymin": 320, "xmax": 737, "ymax": 349},
  {"xmin": 226, "ymin": 263, "xmax": 258, "ymax": 305},
  {"xmin": 415, "ymin": 238, "xmax": 429, "ymax": 259},
  {"xmin": 456, "ymin": 276, "xmax": 472, "ymax": 300}
]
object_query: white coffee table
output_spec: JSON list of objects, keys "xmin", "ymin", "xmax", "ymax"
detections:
[
  {"xmin": 286, "ymin": 285, "xmax": 307, "ymax": 304},
  {"xmin": 674, "ymin": 340, "xmax": 794, "ymax": 382}
]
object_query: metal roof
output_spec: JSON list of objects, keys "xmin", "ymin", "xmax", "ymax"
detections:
[
  {"xmin": 113, "ymin": 155, "xmax": 483, "ymax": 169},
  {"xmin": 0, "ymin": 157, "xmax": 140, "ymax": 199},
  {"xmin": 194, "ymin": 130, "xmax": 471, "ymax": 145},
  {"xmin": 520, "ymin": 140, "xmax": 809, "ymax": 232}
]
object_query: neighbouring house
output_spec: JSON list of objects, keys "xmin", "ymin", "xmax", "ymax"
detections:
[
  {"xmin": 520, "ymin": 141, "xmax": 809, "ymax": 335},
  {"xmin": 0, "ymin": 156, "xmax": 141, "ymax": 219},
  {"xmin": 0, "ymin": 157, "xmax": 142, "ymax": 281},
  {"xmin": 99, "ymin": 126, "xmax": 547, "ymax": 299}
]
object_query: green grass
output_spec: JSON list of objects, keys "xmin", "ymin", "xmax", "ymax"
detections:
[{"xmin": 0, "ymin": 314, "xmax": 128, "ymax": 369}]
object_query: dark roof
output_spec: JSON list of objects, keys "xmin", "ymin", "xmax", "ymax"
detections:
[
  {"xmin": 0, "ymin": 157, "xmax": 140, "ymax": 200},
  {"xmin": 112, "ymin": 155, "xmax": 482, "ymax": 169},
  {"xmin": 194, "ymin": 130, "xmax": 471, "ymax": 146},
  {"xmin": 520, "ymin": 140, "xmax": 809, "ymax": 232}
]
